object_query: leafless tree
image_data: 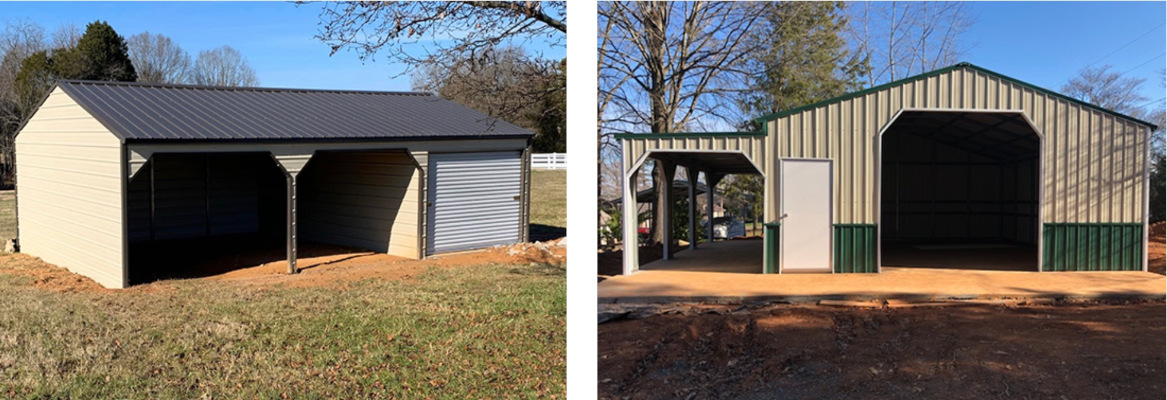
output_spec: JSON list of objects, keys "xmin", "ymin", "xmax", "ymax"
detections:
[
  {"xmin": 127, "ymin": 32, "xmax": 191, "ymax": 84},
  {"xmin": 50, "ymin": 22, "xmax": 81, "ymax": 49},
  {"xmin": 0, "ymin": 20, "xmax": 49, "ymax": 184},
  {"xmin": 1062, "ymin": 64, "xmax": 1149, "ymax": 115},
  {"xmin": 412, "ymin": 45, "xmax": 556, "ymax": 129},
  {"xmin": 598, "ymin": 1, "xmax": 763, "ymax": 245},
  {"xmin": 311, "ymin": 1, "xmax": 565, "ymax": 72},
  {"xmin": 847, "ymin": 2, "xmax": 974, "ymax": 86},
  {"xmin": 190, "ymin": 46, "xmax": 258, "ymax": 87}
]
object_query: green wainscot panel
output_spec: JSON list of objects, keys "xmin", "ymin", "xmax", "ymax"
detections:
[
  {"xmin": 764, "ymin": 223, "xmax": 780, "ymax": 274},
  {"xmin": 834, "ymin": 224, "xmax": 877, "ymax": 273},
  {"xmin": 1042, "ymin": 223, "xmax": 1143, "ymax": 271}
]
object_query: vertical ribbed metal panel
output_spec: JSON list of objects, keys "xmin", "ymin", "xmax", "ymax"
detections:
[
  {"xmin": 764, "ymin": 65, "xmax": 1148, "ymax": 226},
  {"xmin": 833, "ymin": 224, "xmax": 877, "ymax": 273},
  {"xmin": 426, "ymin": 152, "xmax": 523, "ymax": 255},
  {"xmin": 763, "ymin": 223, "xmax": 780, "ymax": 273},
  {"xmin": 1042, "ymin": 223, "xmax": 1142, "ymax": 271},
  {"xmin": 619, "ymin": 135, "xmax": 767, "ymax": 175}
]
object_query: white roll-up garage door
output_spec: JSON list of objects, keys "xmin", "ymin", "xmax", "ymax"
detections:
[{"xmin": 426, "ymin": 151, "xmax": 523, "ymax": 255}]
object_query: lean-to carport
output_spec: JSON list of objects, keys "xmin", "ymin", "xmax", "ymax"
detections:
[
  {"xmin": 15, "ymin": 80, "xmax": 533, "ymax": 288},
  {"xmin": 617, "ymin": 132, "xmax": 768, "ymax": 275}
]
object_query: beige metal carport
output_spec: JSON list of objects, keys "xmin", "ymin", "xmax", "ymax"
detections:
[{"xmin": 15, "ymin": 80, "xmax": 533, "ymax": 288}]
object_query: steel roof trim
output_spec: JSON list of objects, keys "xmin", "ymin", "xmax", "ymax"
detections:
[
  {"xmin": 55, "ymin": 80, "xmax": 534, "ymax": 141},
  {"xmin": 613, "ymin": 131, "xmax": 766, "ymax": 139},
  {"xmin": 753, "ymin": 62, "xmax": 1158, "ymax": 130}
]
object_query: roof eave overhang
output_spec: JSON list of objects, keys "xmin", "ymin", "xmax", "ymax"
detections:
[{"xmin": 122, "ymin": 133, "xmax": 535, "ymax": 145}]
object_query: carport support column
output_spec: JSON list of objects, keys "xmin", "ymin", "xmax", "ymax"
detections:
[
  {"xmin": 658, "ymin": 160, "xmax": 676, "ymax": 261},
  {"xmin": 286, "ymin": 175, "xmax": 298, "ymax": 274},
  {"xmin": 706, "ymin": 172, "xmax": 724, "ymax": 243},
  {"xmin": 622, "ymin": 170, "xmax": 640, "ymax": 275},
  {"xmin": 686, "ymin": 166, "xmax": 697, "ymax": 250},
  {"xmin": 273, "ymin": 153, "xmax": 314, "ymax": 274}
]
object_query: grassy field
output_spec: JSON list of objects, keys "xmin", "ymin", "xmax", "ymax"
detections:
[
  {"xmin": 529, "ymin": 170, "xmax": 567, "ymax": 241},
  {"xmin": 0, "ymin": 172, "xmax": 565, "ymax": 399}
]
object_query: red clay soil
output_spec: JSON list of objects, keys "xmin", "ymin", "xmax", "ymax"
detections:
[
  {"xmin": 0, "ymin": 239, "xmax": 566, "ymax": 293},
  {"xmin": 599, "ymin": 301, "xmax": 1166, "ymax": 400},
  {"xmin": 1149, "ymin": 221, "xmax": 1165, "ymax": 275}
]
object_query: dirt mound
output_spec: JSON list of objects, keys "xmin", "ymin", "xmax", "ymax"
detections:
[
  {"xmin": 600, "ymin": 302, "xmax": 1165, "ymax": 399},
  {"xmin": 1151, "ymin": 221, "xmax": 1165, "ymax": 240},
  {"xmin": 0, "ymin": 253, "xmax": 110, "ymax": 293},
  {"xmin": 210, "ymin": 238, "xmax": 566, "ymax": 288},
  {"xmin": 0, "ymin": 239, "xmax": 566, "ymax": 291}
]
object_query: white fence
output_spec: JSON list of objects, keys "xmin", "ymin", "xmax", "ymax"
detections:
[{"xmin": 531, "ymin": 153, "xmax": 566, "ymax": 170}]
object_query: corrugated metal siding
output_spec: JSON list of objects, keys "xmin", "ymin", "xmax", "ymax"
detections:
[
  {"xmin": 15, "ymin": 87, "xmax": 125, "ymax": 288},
  {"xmin": 765, "ymin": 66, "xmax": 1148, "ymax": 225},
  {"xmin": 58, "ymin": 80, "xmax": 533, "ymax": 141},
  {"xmin": 135, "ymin": 154, "xmax": 265, "ymax": 240},
  {"xmin": 426, "ymin": 152, "xmax": 522, "ymax": 254},
  {"xmin": 1042, "ymin": 223, "xmax": 1142, "ymax": 271},
  {"xmin": 833, "ymin": 224, "xmax": 877, "ymax": 273},
  {"xmin": 621, "ymin": 135, "xmax": 767, "ymax": 175},
  {"xmin": 299, "ymin": 151, "xmax": 420, "ymax": 259},
  {"xmin": 763, "ymin": 223, "xmax": 779, "ymax": 273}
]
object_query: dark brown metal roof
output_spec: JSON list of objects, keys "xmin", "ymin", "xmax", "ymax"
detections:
[{"xmin": 57, "ymin": 80, "xmax": 533, "ymax": 141}]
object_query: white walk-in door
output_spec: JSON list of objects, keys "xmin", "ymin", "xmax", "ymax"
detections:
[
  {"xmin": 780, "ymin": 159, "xmax": 832, "ymax": 272},
  {"xmin": 427, "ymin": 152, "xmax": 523, "ymax": 255}
]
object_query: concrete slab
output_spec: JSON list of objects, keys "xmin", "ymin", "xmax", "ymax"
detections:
[
  {"xmin": 641, "ymin": 239, "xmax": 762, "ymax": 274},
  {"xmin": 600, "ymin": 241, "xmax": 1166, "ymax": 304}
]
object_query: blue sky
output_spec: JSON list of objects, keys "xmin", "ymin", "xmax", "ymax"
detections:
[
  {"xmin": 955, "ymin": 1, "xmax": 1165, "ymax": 106},
  {"xmin": 0, "ymin": 1, "xmax": 1162, "ymax": 103},
  {"xmin": 0, "ymin": 1, "xmax": 565, "ymax": 91}
]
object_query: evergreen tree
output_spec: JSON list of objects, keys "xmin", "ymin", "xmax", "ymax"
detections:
[
  {"xmin": 742, "ymin": 1, "xmax": 867, "ymax": 118},
  {"xmin": 70, "ymin": 21, "xmax": 136, "ymax": 81},
  {"xmin": 530, "ymin": 59, "xmax": 566, "ymax": 153},
  {"xmin": 13, "ymin": 50, "xmax": 54, "ymax": 111}
]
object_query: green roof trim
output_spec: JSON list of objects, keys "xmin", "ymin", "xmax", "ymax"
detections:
[
  {"xmin": 753, "ymin": 62, "xmax": 1158, "ymax": 130},
  {"xmin": 614, "ymin": 131, "xmax": 765, "ymax": 140}
]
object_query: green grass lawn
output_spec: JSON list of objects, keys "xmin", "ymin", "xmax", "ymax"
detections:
[
  {"xmin": 0, "ymin": 175, "xmax": 566, "ymax": 398},
  {"xmin": 529, "ymin": 170, "xmax": 566, "ymax": 242}
]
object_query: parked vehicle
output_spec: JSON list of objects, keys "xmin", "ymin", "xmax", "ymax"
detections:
[{"xmin": 704, "ymin": 216, "xmax": 746, "ymax": 239}]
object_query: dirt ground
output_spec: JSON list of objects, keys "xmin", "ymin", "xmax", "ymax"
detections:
[
  {"xmin": 0, "ymin": 238, "xmax": 566, "ymax": 293},
  {"xmin": 599, "ymin": 301, "xmax": 1165, "ymax": 399},
  {"xmin": 1149, "ymin": 221, "xmax": 1165, "ymax": 275}
]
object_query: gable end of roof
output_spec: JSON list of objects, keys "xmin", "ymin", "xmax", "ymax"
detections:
[{"xmin": 753, "ymin": 62, "xmax": 1158, "ymax": 130}]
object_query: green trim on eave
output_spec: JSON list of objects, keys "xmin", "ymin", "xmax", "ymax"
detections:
[
  {"xmin": 753, "ymin": 62, "xmax": 1158, "ymax": 130},
  {"xmin": 613, "ymin": 131, "xmax": 766, "ymax": 140},
  {"xmin": 764, "ymin": 223, "xmax": 780, "ymax": 274}
]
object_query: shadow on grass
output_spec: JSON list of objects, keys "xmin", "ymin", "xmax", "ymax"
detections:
[{"xmin": 530, "ymin": 224, "xmax": 566, "ymax": 242}]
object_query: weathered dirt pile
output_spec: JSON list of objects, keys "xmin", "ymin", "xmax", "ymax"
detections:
[
  {"xmin": 0, "ymin": 238, "xmax": 567, "ymax": 291},
  {"xmin": 0, "ymin": 253, "xmax": 109, "ymax": 293},
  {"xmin": 599, "ymin": 301, "xmax": 1166, "ymax": 399}
]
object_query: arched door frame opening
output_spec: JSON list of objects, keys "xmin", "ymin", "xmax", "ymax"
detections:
[{"xmin": 876, "ymin": 108, "xmax": 1046, "ymax": 272}]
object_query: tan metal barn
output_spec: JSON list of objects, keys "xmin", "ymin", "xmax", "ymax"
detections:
[
  {"xmin": 618, "ymin": 62, "xmax": 1154, "ymax": 275},
  {"xmin": 15, "ymin": 80, "xmax": 533, "ymax": 289}
]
